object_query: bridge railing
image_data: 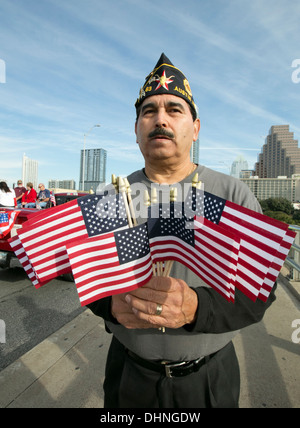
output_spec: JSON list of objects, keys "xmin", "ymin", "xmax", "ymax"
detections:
[{"xmin": 284, "ymin": 225, "xmax": 300, "ymax": 280}]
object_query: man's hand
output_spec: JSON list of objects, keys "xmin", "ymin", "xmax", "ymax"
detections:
[
  {"xmin": 111, "ymin": 292, "xmax": 153, "ymax": 329},
  {"xmin": 111, "ymin": 276, "xmax": 198, "ymax": 330}
]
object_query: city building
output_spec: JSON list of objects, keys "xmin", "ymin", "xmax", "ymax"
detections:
[
  {"xmin": 48, "ymin": 179, "xmax": 76, "ymax": 190},
  {"xmin": 190, "ymin": 137, "xmax": 199, "ymax": 164},
  {"xmin": 230, "ymin": 155, "xmax": 249, "ymax": 178},
  {"xmin": 22, "ymin": 154, "xmax": 38, "ymax": 190},
  {"xmin": 240, "ymin": 170, "xmax": 254, "ymax": 179},
  {"xmin": 79, "ymin": 148, "xmax": 107, "ymax": 192},
  {"xmin": 241, "ymin": 174, "xmax": 300, "ymax": 203},
  {"xmin": 255, "ymin": 125, "xmax": 300, "ymax": 178}
]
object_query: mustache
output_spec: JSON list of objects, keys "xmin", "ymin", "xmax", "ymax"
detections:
[{"xmin": 148, "ymin": 127, "xmax": 174, "ymax": 139}]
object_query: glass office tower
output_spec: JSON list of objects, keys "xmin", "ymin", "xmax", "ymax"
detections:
[{"xmin": 79, "ymin": 148, "xmax": 107, "ymax": 192}]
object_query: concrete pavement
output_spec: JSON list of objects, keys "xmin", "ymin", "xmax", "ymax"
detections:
[{"xmin": 0, "ymin": 274, "xmax": 299, "ymax": 408}]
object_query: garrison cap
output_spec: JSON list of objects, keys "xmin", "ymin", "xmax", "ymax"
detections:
[{"xmin": 135, "ymin": 53, "xmax": 197, "ymax": 119}]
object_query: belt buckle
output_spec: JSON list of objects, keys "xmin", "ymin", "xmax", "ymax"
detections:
[{"xmin": 162, "ymin": 361, "xmax": 187, "ymax": 378}]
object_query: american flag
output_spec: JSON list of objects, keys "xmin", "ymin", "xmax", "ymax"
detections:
[
  {"xmin": 0, "ymin": 210, "xmax": 20, "ymax": 239},
  {"xmin": 16, "ymin": 193, "xmax": 128, "ymax": 283},
  {"xmin": 65, "ymin": 223, "xmax": 153, "ymax": 306},
  {"xmin": 147, "ymin": 202, "xmax": 240, "ymax": 302},
  {"xmin": 0, "ymin": 212, "xmax": 9, "ymax": 227},
  {"xmin": 50, "ymin": 193, "xmax": 56, "ymax": 207},
  {"xmin": 258, "ymin": 228, "xmax": 296, "ymax": 301},
  {"xmin": 9, "ymin": 234, "xmax": 49, "ymax": 289},
  {"xmin": 185, "ymin": 189, "xmax": 293, "ymax": 301}
]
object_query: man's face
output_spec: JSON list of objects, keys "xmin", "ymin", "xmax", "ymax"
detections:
[{"xmin": 135, "ymin": 94, "xmax": 200, "ymax": 165}]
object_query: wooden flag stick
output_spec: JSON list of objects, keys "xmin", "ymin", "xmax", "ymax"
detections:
[
  {"xmin": 170, "ymin": 187, "xmax": 177, "ymax": 203},
  {"xmin": 163, "ymin": 260, "xmax": 173, "ymax": 277},
  {"xmin": 111, "ymin": 174, "xmax": 118, "ymax": 193},
  {"xmin": 118, "ymin": 176, "xmax": 133, "ymax": 228},
  {"xmin": 149, "ymin": 187, "xmax": 166, "ymax": 333},
  {"xmin": 144, "ymin": 189, "xmax": 151, "ymax": 209},
  {"xmin": 156, "ymin": 260, "xmax": 163, "ymax": 276},
  {"xmin": 148, "ymin": 187, "xmax": 164, "ymax": 277},
  {"xmin": 192, "ymin": 172, "xmax": 199, "ymax": 188},
  {"xmin": 162, "ymin": 187, "xmax": 177, "ymax": 277},
  {"xmin": 151, "ymin": 187, "xmax": 158, "ymax": 204},
  {"xmin": 144, "ymin": 189, "xmax": 157, "ymax": 276},
  {"xmin": 192, "ymin": 172, "xmax": 203, "ymax": 191},
  {"xmin": 124, "ymin": 178, "xmax": 138, "ymax": 226}
]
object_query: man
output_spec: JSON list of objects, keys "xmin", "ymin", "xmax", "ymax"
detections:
[
  {"xmin": 37, "ymin": 183, "xmax": 50, "ymax": 208},
  {"xmin": 14, "ymin": 180, "xmax": 27, "ymax": 207},
  {"xmin": 87, "ymin": 53, "xmax": 276, "ymax": 408}
]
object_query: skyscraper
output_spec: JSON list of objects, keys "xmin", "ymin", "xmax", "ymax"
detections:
[
  {"xmin": 22, "ymin": 154, "xmax": 38, "ymax": 189},
  {"xmin": 79, "ymin": 148, "xmax": 107, "ymax": 192},
  {"xmin": 190, "ymin": 137, "xmax": 199, "ymax": 164},
  {"xmin": 255, "ymin": 125, "xmax": 300, "ymax": 178},
  {"xmin": 230, "ymin": 155, "xmax": 249, "ymax": 179}
]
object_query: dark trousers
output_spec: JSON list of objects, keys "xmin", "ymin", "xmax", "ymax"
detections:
[{"xmin": 103, "ymin": 336, "xmax": 240, "ymax": 408}]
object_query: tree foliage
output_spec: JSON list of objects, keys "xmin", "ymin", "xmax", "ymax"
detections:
[
  {"xmin": 259, "ymin": 197, "xmax": 300, "ymax": 225},
  {"xmin": 260, "ymin": 197, "xmax": 293, "ymax": 214}
]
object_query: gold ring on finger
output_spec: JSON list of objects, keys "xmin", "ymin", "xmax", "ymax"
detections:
[{"xmin": 155, "ymin": 303, "xmax": 163, "ymax": 316}]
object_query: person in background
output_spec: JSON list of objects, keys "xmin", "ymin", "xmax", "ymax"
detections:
[
  {"xmin": 0, "ymin": 181, "xmax": 16, "ymax": 207},
  {"xmin": 14, "ymin": 180, "xmax": 27, "ymax": 208},
  {"xmin": 21, "ymin": 182, "xmax": 37, "ymax": 208},
  {"xmin": 37, "ymin": 183, "xmax": 51, "ymax": 208}
]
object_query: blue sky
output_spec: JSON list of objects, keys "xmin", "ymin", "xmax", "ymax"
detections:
[{"xmin": 0, "ymin": 0, "xmax": 299, "ymax": 190}]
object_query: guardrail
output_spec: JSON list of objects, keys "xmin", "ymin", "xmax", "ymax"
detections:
[{"xmin": 285, "ymin": 225, "xmax": 300, "ymax": 280}]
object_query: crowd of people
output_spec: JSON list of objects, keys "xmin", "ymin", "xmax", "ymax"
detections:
[{"xmin": 0, "ymin": 180, "xmax": 51, "ymax": 208}]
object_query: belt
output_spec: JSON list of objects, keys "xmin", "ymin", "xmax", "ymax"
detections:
[{"xmin": 126, "ymin": 349, "xmax": 207, "ymax": 378}]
